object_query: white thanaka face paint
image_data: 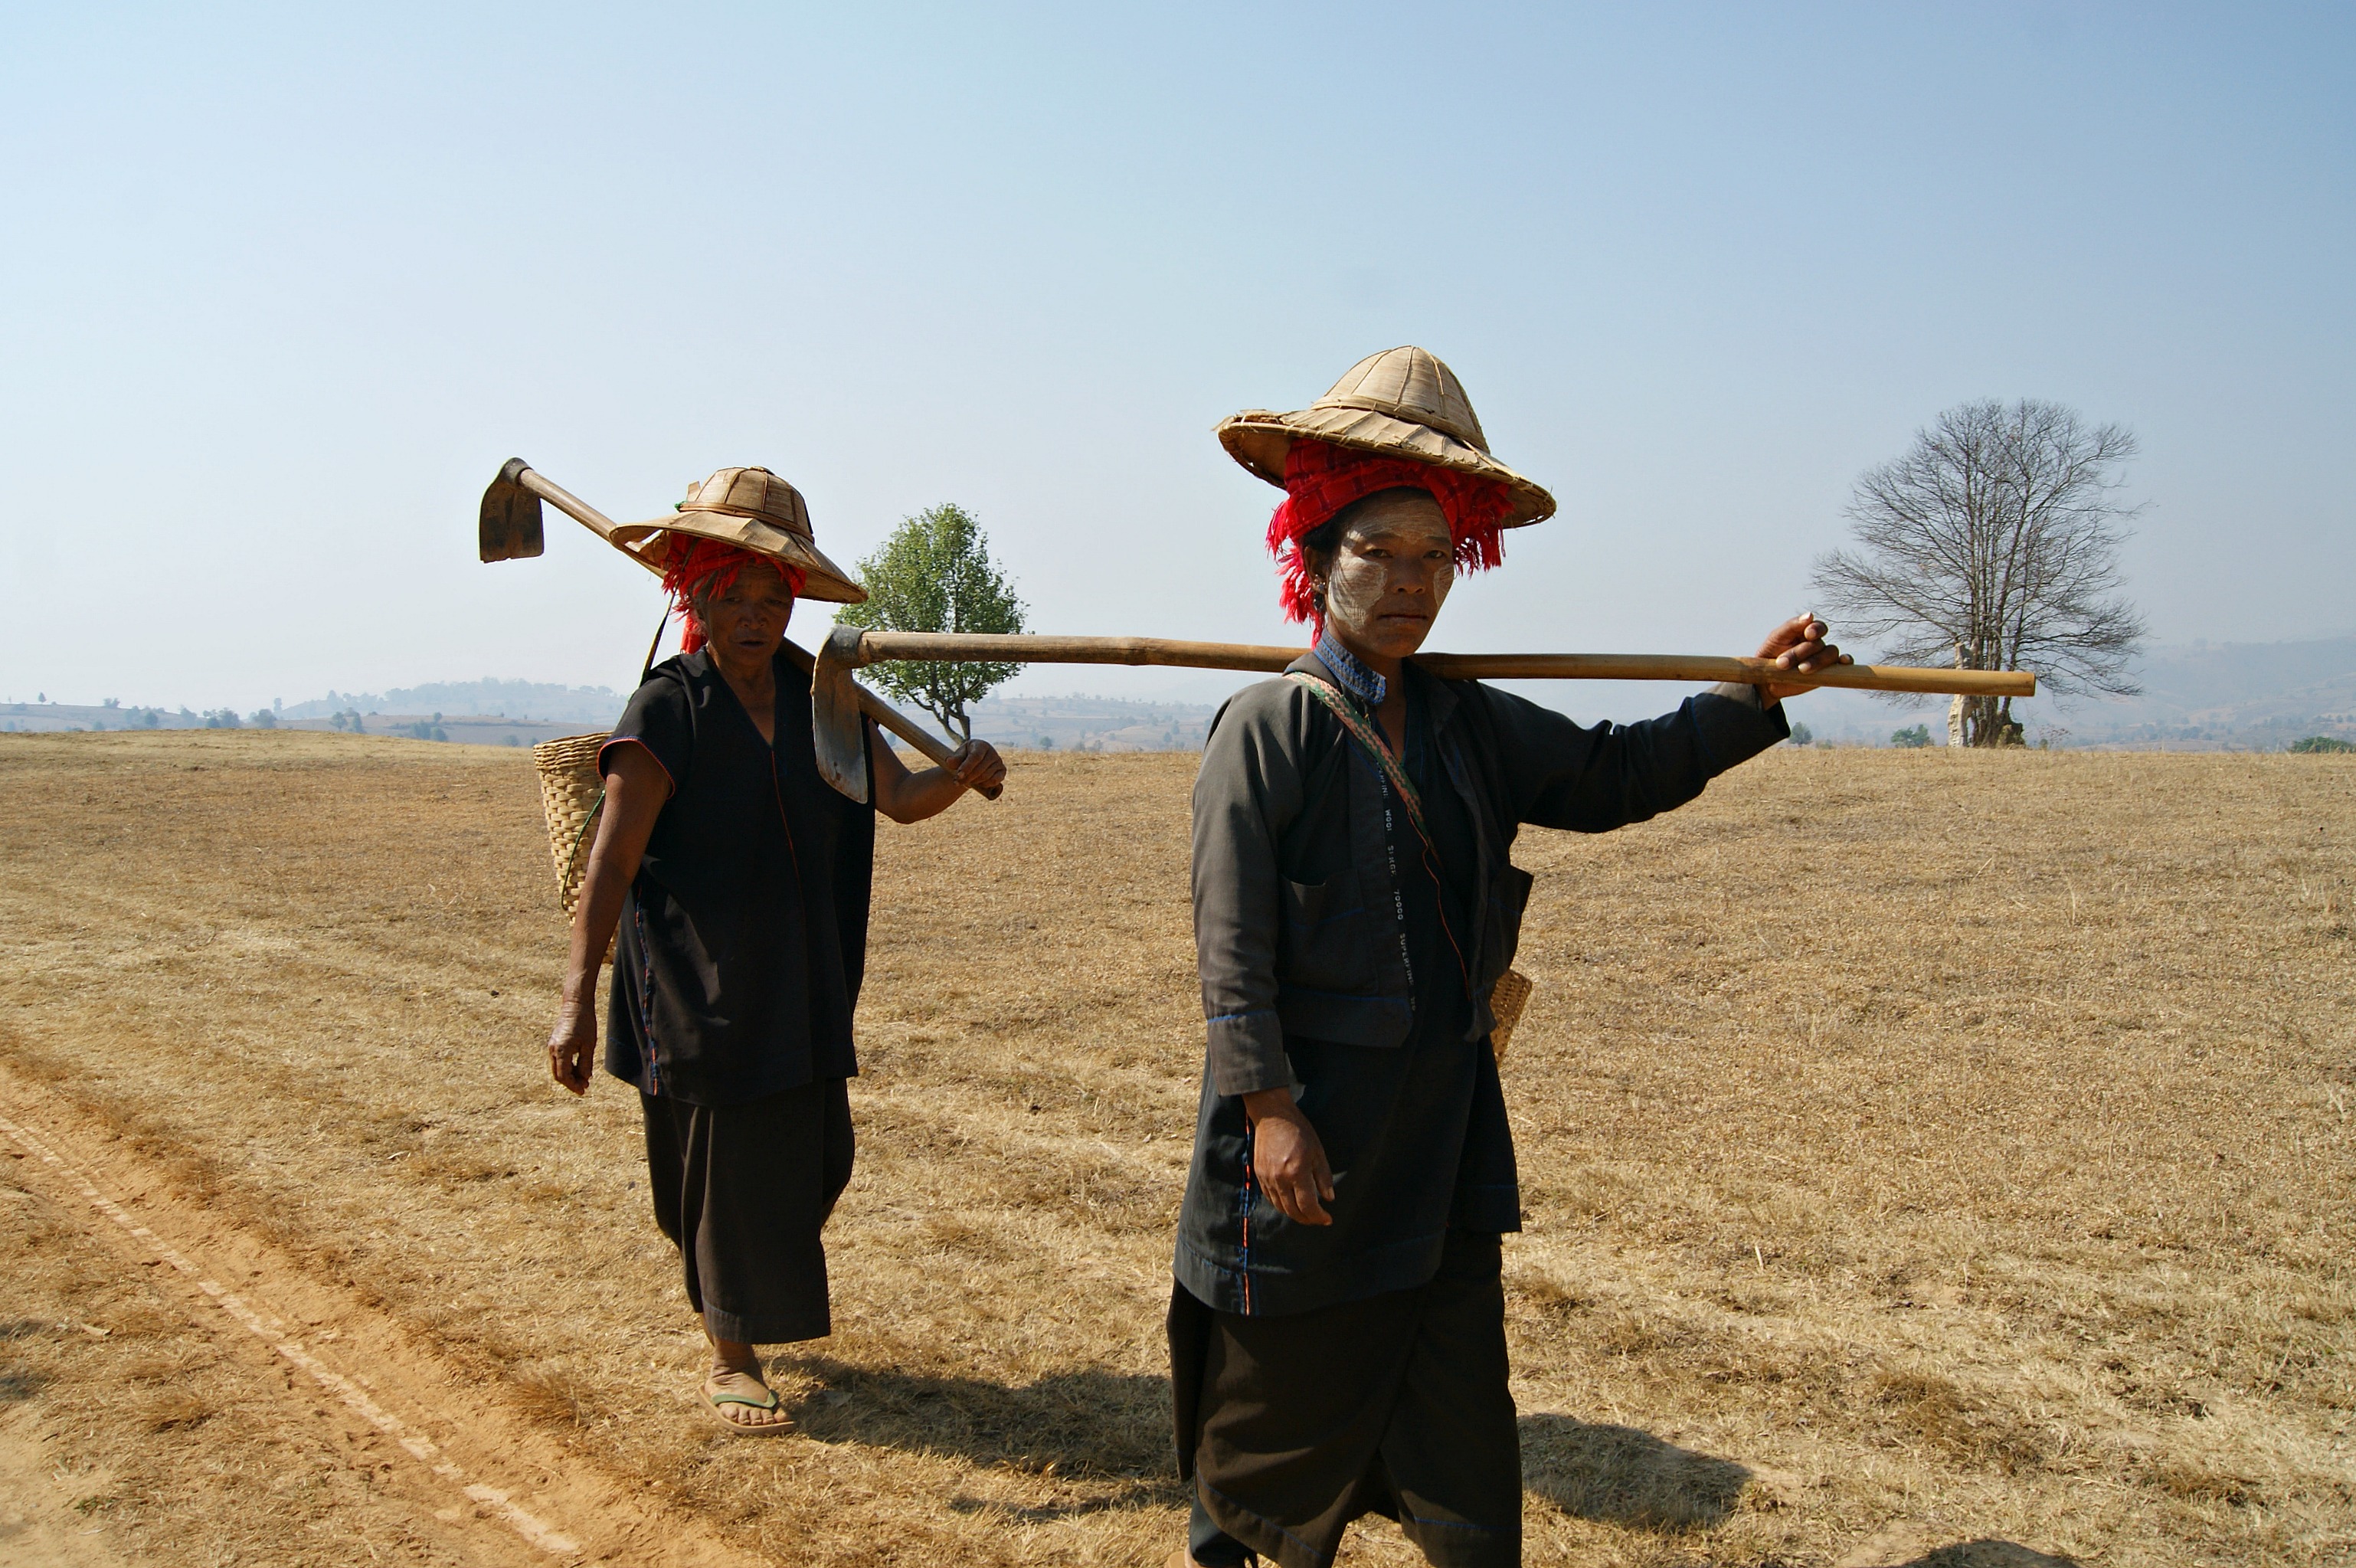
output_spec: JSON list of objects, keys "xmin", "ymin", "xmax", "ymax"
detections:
[
  {"xmin": 1316, "ymin": 490, "xmax": 1455, "ymax": 665},
  {"xmin": 694, "ymin": 561, "xmax": 798, "ymax": 676}
]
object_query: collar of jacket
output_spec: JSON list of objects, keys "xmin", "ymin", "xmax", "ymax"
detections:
[
  {"xmin": 1286, "ymin": 648, "xmax": 1464, "ymax": 736},
  {"xmin": 1313, "ymin": 629, "xmax": 1386, "ymax": 704}
]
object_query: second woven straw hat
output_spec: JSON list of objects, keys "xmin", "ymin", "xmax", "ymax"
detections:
[
  {"xmin": 609, "ymin": 466, "xmax": 868, "ymax": 604},
  {"xmin": 1216, "ymin": 346, "xmax": 1556, "ymax": 528}
]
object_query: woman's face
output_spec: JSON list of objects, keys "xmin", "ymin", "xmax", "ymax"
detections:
[
  {"xmin": 697, "ymin": 563, "xmax": 797, "ymax": 669},
  {"xmin": 1315, "ymin": 490, "xmax": 1455, "ymax": 663}
]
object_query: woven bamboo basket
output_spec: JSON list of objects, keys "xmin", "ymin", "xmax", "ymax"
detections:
[
  {"xmin": 1487, "ymin": 967, "xmax": 1534, "ymax": 1063},
  {"xmin": 533, "ymin": 732, "xmax": 613, "ymax": 961}
]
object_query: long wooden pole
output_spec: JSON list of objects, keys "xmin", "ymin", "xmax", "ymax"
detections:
[
  {"xmin": 840, "ymin": 631, "xmax": 2036, "ymax": 699},
  {"xmin": 1416, "ymin": 653, "xmax": 2032, "ymax": 696}
]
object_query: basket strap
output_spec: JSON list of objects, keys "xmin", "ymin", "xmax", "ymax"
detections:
[
  {"xmin": 640, "ymin": 604, "xmax": 672, "ymax": 683},
  {"xmin": 563, "ymin": 786, "xmax": 606, "ymax": 885}
]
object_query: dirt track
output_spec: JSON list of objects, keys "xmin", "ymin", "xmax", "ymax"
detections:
[{"xmin": 0, "ymin": 1061, "xmax": 767, "ymax": 1567}]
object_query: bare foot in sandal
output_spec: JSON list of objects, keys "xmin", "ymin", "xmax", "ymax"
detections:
[{"xmin": 703, "ymin": 1338, "xmax": 793, "ymax": 1435}]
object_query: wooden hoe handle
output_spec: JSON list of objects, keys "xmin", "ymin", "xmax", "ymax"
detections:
[
  {"xmin": 781, "ymin": 640, "xmax": 1001, "ymax": 800},
  {"xmin": 483, "ymin": 461, "xmax": 998, "ymax": 798}
]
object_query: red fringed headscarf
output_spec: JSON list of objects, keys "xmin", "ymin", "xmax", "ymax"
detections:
[
  {"xmin": 658, "ymin": 538, "xmax": 806, "ymax": 654},
  {"xmin": 1265, "ymin": 440, "xmax": 1516, "ymax": 627}
]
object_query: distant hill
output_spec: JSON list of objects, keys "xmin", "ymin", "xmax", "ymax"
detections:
[
  {"xmin": 1761, "ymin": 632, "xmax": 2356, "ymax": 749},
  {"xmin": 962, "ymin": 694, "xmax": 1215, "ymax": 752},
  {"xmin": 0, "ymin": 699, "xmax": 600, "ymax": 748},
  {"xmin": 2122, "ymin": 634, "xmax": 2356, "ymax": 713},
  {"xmin": 20, "ymin": 637, "xmax": 2350, "ymax": 754},
  {"xmin": 280, "ymin": 679, "xmax": 626, "ymax": 725},
  {"xmin": 2053, "ymin": 634, "xmax": 2356, "ymax": 750}
]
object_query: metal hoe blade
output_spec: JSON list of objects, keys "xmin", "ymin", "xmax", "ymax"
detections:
[
  {"xmin": 479, "ymin": 457, "xmax": 546, "ymax": 562},
  {"xmin": 812, "ymin": 624, "xmax": 872, "ymax": 802}
]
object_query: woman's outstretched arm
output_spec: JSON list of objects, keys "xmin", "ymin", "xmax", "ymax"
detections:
[{"xmin": 867, "ymin": 724, "xmax": 1006, "ymax": 824}]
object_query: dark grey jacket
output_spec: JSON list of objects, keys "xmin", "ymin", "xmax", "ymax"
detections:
[
  {"xmin": 1176, "ymin": 653, "xmax": 1788, "ymax": 1315},
  {"xmin": 1190, "ymin": 654, "xmax": 1789, "ymax": 1098}
]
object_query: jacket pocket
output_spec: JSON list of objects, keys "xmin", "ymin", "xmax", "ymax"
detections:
[
  {"xmin": 1474, "ymin": 863, "xmax": 1535, "ymax": 987},
  {"xmin": 1276, "ymin": 870, "xmax": 1373, "ymax": 997}
]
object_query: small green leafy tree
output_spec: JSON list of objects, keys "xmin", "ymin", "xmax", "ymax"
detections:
[
  {"xmin": 1890, "ymin": 724, "xmax": 1932, "ymax": 748},
  {"xmin": 2290, "ymin": 735, "xmax": 2354, "ymax": 754},
  {"xmin": 835, "ymin": 503, "xmax": 1027, "ymax": 742}
]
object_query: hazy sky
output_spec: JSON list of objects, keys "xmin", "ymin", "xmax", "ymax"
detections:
[{"xmin": 4, "ymin": 3, "xmax": 2349, "ymax": 719}]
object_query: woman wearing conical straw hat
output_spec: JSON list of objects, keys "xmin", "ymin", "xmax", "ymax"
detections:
[
  {"xmin": 545, "ymin": 467, "xmax": 1004, "ymax": 1434},
  {"xmin": 1170, "ymin": 350, "xmax": 1847, "ymax": 1566}
]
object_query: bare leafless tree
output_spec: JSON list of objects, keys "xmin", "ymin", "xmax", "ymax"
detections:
[{"xmin": 1810, "ymin": 399, "xmax": 2148, "ymax": 745}]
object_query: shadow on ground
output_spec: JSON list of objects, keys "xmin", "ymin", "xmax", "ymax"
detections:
[
  {"xmin": 1518, "ymin": 1412, "xmax": 1750, "ymax": 1530},
  {"xmin": 1890, "ymin": 1545, "xmax": 2076, "ymax": 1568},
  {"xmin": 768, "ymin": 1373, "xmax": 2080, "ymax": 1554},
  {"xmin": 780, "ymin": 1373, "xmax": 1778, "ymax": 1533},
  {"xmin": 780, "ymin": 1354, "xmax": 1175, "ymax": 1477},
  {"xmin": 0, "ymin": 1327, "xmax": 50, "ymax": 1407}
]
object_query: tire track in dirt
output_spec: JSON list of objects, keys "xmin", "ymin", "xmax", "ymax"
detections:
[{"xmin": 0, "ymin": 1065, "xmax": 767, "ymax": 1568}]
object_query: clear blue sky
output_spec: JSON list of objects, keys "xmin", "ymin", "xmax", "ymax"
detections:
[{"xmin": 3, "ymin": 3, "xmax": 2348, "ymax": 718}]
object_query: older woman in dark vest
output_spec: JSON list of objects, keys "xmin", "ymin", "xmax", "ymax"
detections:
[
  {"xmin": 1170, "ymin": 352, "xmax": 1847, "ymax": 1566},
  {"xmin": 547, "ymin": 467, "xmax": 1003, "ymax": 1433}
]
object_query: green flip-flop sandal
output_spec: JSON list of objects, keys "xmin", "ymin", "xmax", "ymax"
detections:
[{"xmin": 701, "ymin": 1375, "xmax": 794, "ymax": 1436}]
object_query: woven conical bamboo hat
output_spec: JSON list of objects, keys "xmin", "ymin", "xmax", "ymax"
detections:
[
  {"xmin": 1216, "ymin": 346, "xmax": 1555, "ymax": 527},
  {"xmin": 609, "ymin": 466, "xmax": 866, "ymax": 604}
]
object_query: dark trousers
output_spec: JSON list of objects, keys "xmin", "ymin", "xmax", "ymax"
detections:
[
  {"xmin": 640, "ymin": 1077, "xmax": 855, "ymax": 1344},
  {"xmin": 1170, "ymin": 1230, "xmax": 1520, "ymax": 1568}
]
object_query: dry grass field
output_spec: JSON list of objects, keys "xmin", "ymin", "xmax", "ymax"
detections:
[{"xmin": 0, "ymin": 727, "xmax": 2349, "ymax": 1567}]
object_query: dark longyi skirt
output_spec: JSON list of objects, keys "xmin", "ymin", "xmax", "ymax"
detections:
[
  {"xmin": 1169, "ymin": 1229, "xmax": 1521, "ymax": 1568},
  {"xmin": 640, "ymin": 1077, "xmax": 854, "ymax": 1344}
]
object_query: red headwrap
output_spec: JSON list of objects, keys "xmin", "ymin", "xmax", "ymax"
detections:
[
  {"xmin": 1265, "ymin": 440, "xmax": 1516, "ymax": 627},
  {"xmin": 658, "ymin": 538, "xmax": 806, "ymax": 654}
]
